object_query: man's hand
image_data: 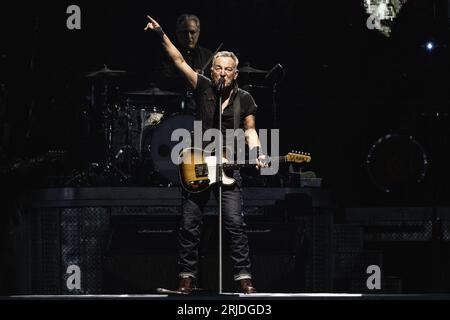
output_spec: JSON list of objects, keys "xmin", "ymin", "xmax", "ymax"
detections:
[
  {"xmin": 256, "ymin": 154, "xmax": 269, "ymax": 169},
  {"xmin": 144, "ymin": 15, "xmax": 160, "ymax": 31}
]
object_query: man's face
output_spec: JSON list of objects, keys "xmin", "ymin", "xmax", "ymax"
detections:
[
  {"xmin": 210, "ymin": 57, "xmax": 238, "ymax": 88},
  {"xmin": 176, "ymin": 20, "xmax": 200, "ymax": 50}
]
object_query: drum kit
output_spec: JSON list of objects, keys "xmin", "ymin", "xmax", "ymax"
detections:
[{"xmin": 76, "ymin": 63, "xmax": 281, "ymax": 186}]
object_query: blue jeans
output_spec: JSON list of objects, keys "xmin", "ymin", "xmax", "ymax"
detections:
[{"xmin": 178, "ymin": 171, "xmax": 252, "ymax": 281}]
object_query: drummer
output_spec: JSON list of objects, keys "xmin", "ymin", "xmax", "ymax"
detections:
[{"xmin": 153, "ymin": 14, "xmax": 213, "ymax": 114}]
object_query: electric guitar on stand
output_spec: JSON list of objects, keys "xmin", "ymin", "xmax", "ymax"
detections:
[{"xmin": 178, "ymin": 147, "xmax": 311, "ymax": 193}]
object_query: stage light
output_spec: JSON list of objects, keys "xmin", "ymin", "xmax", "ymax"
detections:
[
  {"xmin": 364, "ymin": 0, "xmax": 407, "ymax": 37},
  {"xmin": 425, "ymin": 42, "xmax": 434, "ymax": 51}
]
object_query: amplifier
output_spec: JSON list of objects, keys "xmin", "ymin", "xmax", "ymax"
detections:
[{"xmin": 346, "ymin": 207, "xmax": 433, "ymax": 241}]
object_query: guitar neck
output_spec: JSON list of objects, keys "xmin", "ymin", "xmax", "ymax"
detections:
[{"xmin": 223, "ymin": 156, "xmax": 288, "ymax": 170}]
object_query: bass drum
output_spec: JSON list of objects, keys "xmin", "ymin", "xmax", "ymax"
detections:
[
  {"xmin": 142, "ymin": 113, "xmax": 195, "ymax": 185},
  {"xmin": 366, "ymin": 133, "xmax": 428, "ymax": 193}
]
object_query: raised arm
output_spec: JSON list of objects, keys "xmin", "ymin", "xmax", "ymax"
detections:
[{"xmin": 144, "ymin": 15, "xmax": 198, "ymax": 89}]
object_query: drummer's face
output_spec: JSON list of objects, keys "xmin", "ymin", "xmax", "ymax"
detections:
[
  {"xmin": 176, "ymin": 20, "xmax": 200, "ymax": 50},
  {"xmin": 211, "ymin": 57, "xmax": 238, "ymax": 88}
]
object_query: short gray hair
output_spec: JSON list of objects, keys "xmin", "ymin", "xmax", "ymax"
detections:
[
  {"xmin": 212, "ymin": 51, "xmax": 239, "ymax": 69},
  {"xmin": 176, "ymin": 14, "xmax": 200, "ymax": 31}
]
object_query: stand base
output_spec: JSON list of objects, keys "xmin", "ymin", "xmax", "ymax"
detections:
[{"xmin": 155, "ymin": 287, "xmax": 206, "ymax": 295}]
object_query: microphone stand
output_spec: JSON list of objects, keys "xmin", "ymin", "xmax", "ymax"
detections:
[
  {"xmin": 217, "ymin": 78, "xmax": 224, "ymax": 294},
  {"xmin": 271, "ymin": 82, "xmax": 278, "ymax": 128},
  {"xmin": 264, "ymin": 64, "xmax": 285, "ymax": 128}
]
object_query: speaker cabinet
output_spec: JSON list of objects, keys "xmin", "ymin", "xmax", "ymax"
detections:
[{"xmin": 13, "ymin": 207, "xmax": 109, "ymax": 294}]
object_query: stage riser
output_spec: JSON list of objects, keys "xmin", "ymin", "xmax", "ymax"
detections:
[{"xmin": 12, "ymin": 196, "xmax": 450, "ymax": 294}]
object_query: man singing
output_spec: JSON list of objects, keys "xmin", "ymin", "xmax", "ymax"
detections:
[{"xmin": 145, "ymin": 15, "xmax": 266, "ymax": 294}]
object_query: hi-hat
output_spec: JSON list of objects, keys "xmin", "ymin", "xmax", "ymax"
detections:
[
  {"xmin": 85, "ymin": 65, "xmax": 128, "ymax": 78},
  {"xmin": 124, "ymin": 87, "xmax": 181, "ymax": 96},
  {"xmin": 238, "ymin": 65, "xmax": 267, "ymax": 74}
]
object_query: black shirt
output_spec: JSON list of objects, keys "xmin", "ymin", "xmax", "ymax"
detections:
[{"xmin": 194, "ymin": 74, "xmax": 257, "ymax": 133}]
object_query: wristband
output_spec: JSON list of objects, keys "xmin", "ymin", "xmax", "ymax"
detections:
[
  {"xmin": 251, "ymin": 146, "xmax": 262, "ymax": 157},
  {"xmin": 154, "ymin": 26, "xmax": 165, "ymax": 39}
]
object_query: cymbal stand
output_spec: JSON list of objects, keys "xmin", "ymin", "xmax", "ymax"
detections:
[
  {"xmin": 266, "ymin": 64, "xmax": 285, "ymax": 128},
  {"xmin": 96, "ymin": 79, "xmax": 130, "ymax": 184},
  {"xmin": 102, "ymin": 110, "xmax": 131, "ymax": 183},
  {"xmin": 113, "ymin": 105, "xmax": 140, "ymax": 179}
]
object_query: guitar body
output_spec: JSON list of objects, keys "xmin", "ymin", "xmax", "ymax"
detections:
[{"xmin": 178, "ymin": 148, "xmax": 235, "ymax": 193}]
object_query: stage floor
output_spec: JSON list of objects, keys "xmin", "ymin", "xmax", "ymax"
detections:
[{"xmin": 4, "ymin": 293, "xmax": 450, "ymax": 300}]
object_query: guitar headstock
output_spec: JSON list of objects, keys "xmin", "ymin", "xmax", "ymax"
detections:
[{"xmin": 286, "ymin": 151, "xmax": 311, "ymax": 164}]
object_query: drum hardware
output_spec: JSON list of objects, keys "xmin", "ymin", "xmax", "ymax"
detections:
[
  {"xmin": 84, "ymin": 65, "xmax": 129, "ymax": 78},
  {"xmin": 124, "ymin": 87, "xmax": 181, "ymax": 97},
  {"xmin": 92, "ymin": 107, "xmax": 134, "ymax": 185},
  {"xmin": 198, "ymin": 42, "xmax": 223, "ymax": 75},
  {"xmin": 104, "ymin": 103, "xmax": 149, "ymax": 183},
  {"xmin": 123, "ymin": 104, "xmax": 166, "ymax": 128},
  {"xmin": 237, "ymin": 62, "xmax": 285, "ymax": 128},
  {"xmin": 366, "ymin": 133, "xmax": 428, "ymax": 194},
  {"xmin": 142, "ymin": 113, "xmax": 195, "ymax": 186},
  {"xmin": 113, "ymin": 103, "xmax": 167, "ymax": 160},
  {"xmin": 241, "ymin": 84, "xmax": 268, "ymax": 90},
  {"xmin": 238, "ymin": 64, "xmax": 268, "ymax": 74},
  {"xmin": 144, "ymin": 107, "xmax": 166, "ymax": 127},
  {"xmin": 238, "ymin": 63, "xmax": 268, "ymax": 91},
  {"xmin": 101, "ymin": 105, "xmax": 134, "ymax": 184},
  {"xmin": 123, "ymin": 85, "xmax": 182, "ymax": 119},
  {"xmin": 74, "ymin": 64, "xmax": 196, "ymax": 186},
  {"xmin": 71, "ymin": 65, "xmax": 134, "ymax": 185},
  {"xmin": 264, "ymin": 63, "xmax": 285, "ymax": 128}
]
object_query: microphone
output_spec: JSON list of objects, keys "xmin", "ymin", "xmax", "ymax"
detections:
[{"xmin": 217, "ymin": 76, "xmax": 225, "ymax": 91}]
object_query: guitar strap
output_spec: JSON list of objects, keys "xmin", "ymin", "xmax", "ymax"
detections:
[
  {"xmin": 233, "ymin": 89, "xmax": 241, "ymax": 130},
  {"xmin": 230, "ymin": 90, "xmax": 243, "ymax": 162}
]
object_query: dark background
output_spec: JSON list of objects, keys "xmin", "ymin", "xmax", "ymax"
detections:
[{"xmin": 1, "ymin": 0, "xmax": 449, "ymax": 207}]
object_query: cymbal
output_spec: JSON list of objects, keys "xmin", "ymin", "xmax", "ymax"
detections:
[
  {"xmin": 124, "ymin": 87, "xmax": 181, "ymax": 96},
  {"xmin": 238, "ymin": 65, "xmax": 267, "ymax": 74},
  {"xmin": 85, "ymin": 66, "xmax": 128, "ymax": 78}
]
